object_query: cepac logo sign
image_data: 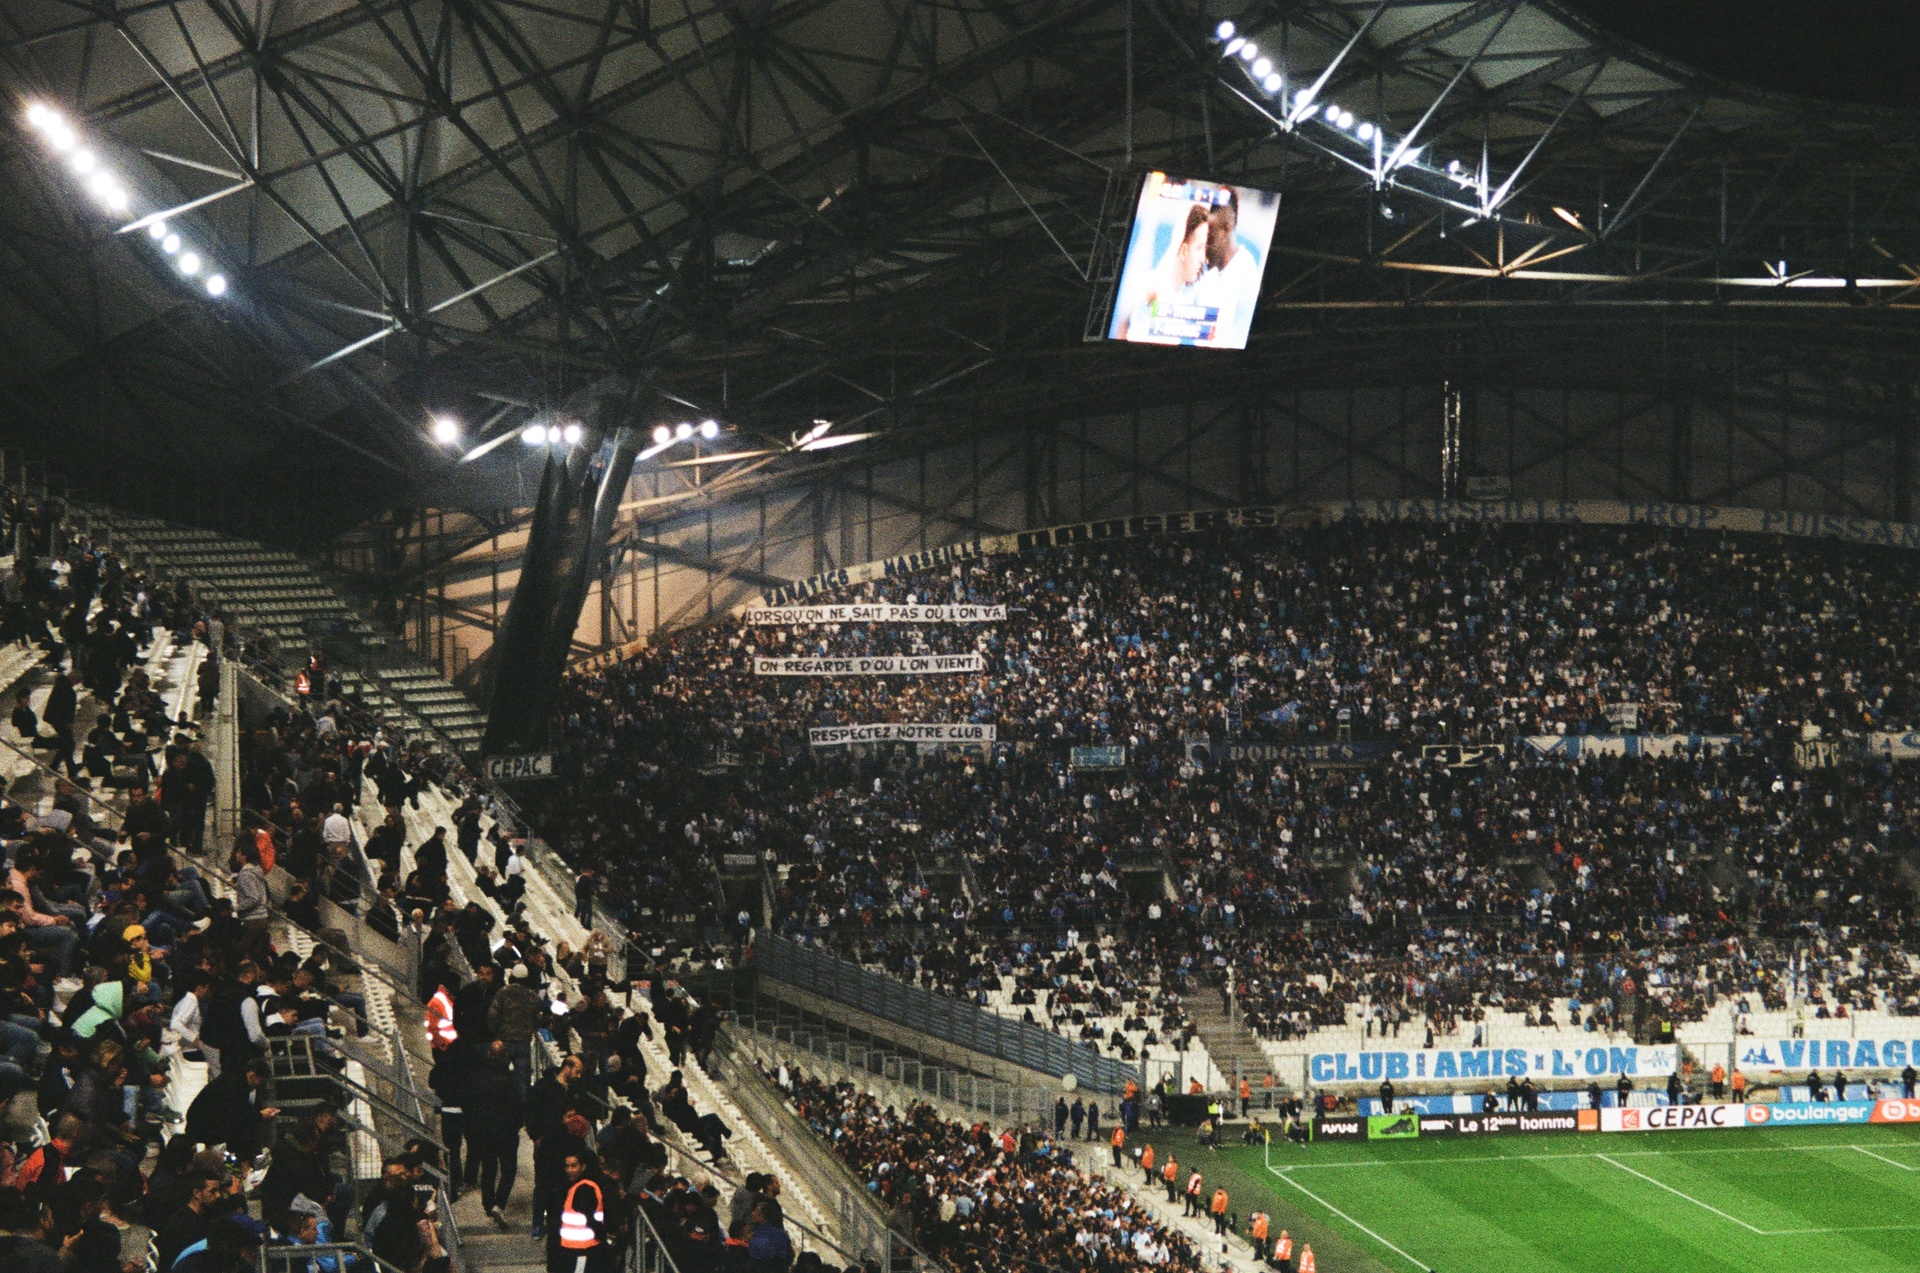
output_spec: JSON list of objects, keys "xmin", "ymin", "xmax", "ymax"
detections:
[{"xmin": 1602, "ymin": 1104, "xmax": 1746, "ymax": 1132}]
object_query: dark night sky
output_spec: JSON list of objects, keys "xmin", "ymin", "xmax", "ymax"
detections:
[{"xmin": 1565, "ymin": 1, "xmax": 1920, "ymax": 107}]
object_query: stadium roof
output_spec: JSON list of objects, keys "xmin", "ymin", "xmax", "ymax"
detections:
[{"xmin": 3, "ymin": 0, "xmax": 1917, "ymax": 537}]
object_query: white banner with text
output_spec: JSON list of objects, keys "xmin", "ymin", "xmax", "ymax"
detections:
[
  {"xmin": 745, "ymin": 603, "xmax": 1005, "ymax": 624},
  {"xmin": 753, "ymin": 654, "xmax": 985, "ymax": 676},
  {"xmin": 808, "ymin": 723, "xmax": 997, "ymax": 747}
]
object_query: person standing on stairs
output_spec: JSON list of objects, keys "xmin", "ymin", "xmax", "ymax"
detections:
[{"xmin": 42, "ymin": 668, "xmax": 82, "ymax": 780}]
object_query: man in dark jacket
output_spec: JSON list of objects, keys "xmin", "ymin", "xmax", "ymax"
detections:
[
  {"xmin": 42, "ymin": 670, "xmax": 81, "ymax": 777},
  {"xmin": 184, "ymin": 1060, "xmax": 278, "ymax": 1161},
  {"xmin": 466, "ymin": 1040, "xmax": 526, "ymax": 1224}
]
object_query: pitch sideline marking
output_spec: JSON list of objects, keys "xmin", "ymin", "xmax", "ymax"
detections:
[
  {"xmin": 1266, "ymin": 1165, "xmax": 1430, "ymax": 1271},
  {"xmin": 1594, "ymin": 1153, "xmax": 1772, "ymax": 1234},
  {"xmin": 1852, "ymin": 1145, "xmax": 1917, "ymax": 1172},
  {"xmin": 1270, "ymin": 1143, "xmax": 1920, "ymax": 1170}
]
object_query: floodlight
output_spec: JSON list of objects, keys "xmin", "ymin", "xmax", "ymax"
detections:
[
  {"xmin": 70, "ymin": 148, "xmax": 96, "ymax": 175},
  {"xmin": 1239, "ymin": 42, "xmax": 1257, "ymax": 62},
  {"xmin": 46, "ymin": 125, "xmax": 75, "ymax": 152},
  {"xmin": 83, "ymin": 172, "xmax": 111, "ymax": 198},
  {"xmin": 1447, "ymin": 159, "xmax": 1462, "ymax": 175},
  {"xmin": 1323, "ymin": 104, "xmax": 1340, "ymax": 122},
  {"xmin": 699, "ymin": 419, "xmax": 720, "ymax": 439},
  {"xmin": 522, "ymin": 425, "xmax": 549, "ymax": 445},
  {"xmin": 148, "ymin": 221, "xmax": 168, "ymax": 241},
  {"xmin": 161, "ymin": 233, "xmax": 181, "ymax": 255},
  {"xmin": 1224, "ymin": 37, "xmax": 1245, "ymax": 57},
  {"xmin": 1357, "ymin": 122, "xmax": 1375, "ymax": 142},
  {"xmin": 103, "ymin": 185, "xmax": 129, "ymax": 212},
  {"xmin": 177, "ymin": 252, "xmax": 201, "ymax": 276},
  {"xmin": 432, "ymin": 416, "xmax": 460, "ymax": 444},
  {"xmin": 1215, "ymin": 20, "xmax": 1234, "ymax": 40},
  {"xmin": 652, "ymin": 425, "xmax": 672, "ymax": 445},
  {"xmin": 1252, "ymin": 58, "xmax": 1271, "ymax": 78},
  {"xmin": 675, "ymin": 421, "xmax": 693, "ymax": 439},
  {"xmin": 1336, "ymin": 110, "xmax": 1354, "ymax": 129},
  {"xmin": 204, "ymin": 274, "xmax": 227, "ymax": 297},
  {"xmin": 1294, "ymin": 90, "xmax": 1314, "ymax": 109},
  {"xmin": 25, "ymin": 105, "xmax": 51, "ymax": 129},
  {"xmin": 1263, "ymin": 74, "xmax": 1282, "ymax": 93},
  {"xmin": 561, "ymin": 423, "xmax": 583, "ymax": 445}
]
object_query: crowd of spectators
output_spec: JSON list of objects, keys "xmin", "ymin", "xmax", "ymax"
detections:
[
  {"xmin": 530, "ymin": 520, "xmax": 1920, "ymax": 1063},
  {"xmin": 776, "ymin": 1066, "xmax": 1202, "ymax": 1273}
]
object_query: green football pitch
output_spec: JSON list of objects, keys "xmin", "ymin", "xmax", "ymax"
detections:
[{"xmin": 1202, "ymin": 1124, "xmax": 1920, "ymax": 1273}]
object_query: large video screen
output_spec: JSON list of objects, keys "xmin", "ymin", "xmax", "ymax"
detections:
[{"xmin": 1107, "ymin": 173, "xmax": 1278, "ymax": 349}]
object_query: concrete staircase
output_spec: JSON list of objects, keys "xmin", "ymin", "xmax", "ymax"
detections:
[
  {"xmin": 1187, "ymin": 995, "xmax": 1285, "ymax": 1105},
  {"xmin": 79, "ymin": 507, "xmax": 488, "ymax": 753}
]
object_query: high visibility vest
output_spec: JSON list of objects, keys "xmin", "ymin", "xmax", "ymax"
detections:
[
  {"xmin": 1251, "ymin": 1214, "xmax": 1268, "ymax": 1243},
  {"xmin": 1112, "ymin": 1127, "xmax": 1125, "ymax": 1148},
  {"xmin": 1274, "ymin": 1232, "xmax": 1292, "ymax": 1261},
  {"xmin": 1298, "ymin": 1244, "xmax": 1316, "ymax": 1273},
  {"xmin": 1162, "ymin": 1160, "xmax": 1178, "ymax": 1184},
  {"xmin": 1240, "ymin": 1080, "xmax": 1251, "ymax": 1100},
  {"xmin": 1141, "ymin": 1147, "xmax": 1154, "ymax": 1171},
  {"xmin": 559, "ymin": 1178, "xmax": 605, "ymax": 1250},
  {"xmin": 1210, "ymin": 1189, "xmax": 1228, "ymax": 1216},
  {"xmin": 425, "ymin": 986, "xmax": 458, "ymax": 1047},
  {"xmin": 1186, "ymin": 1172, "xmax": 1203, "ymax": 1196}
]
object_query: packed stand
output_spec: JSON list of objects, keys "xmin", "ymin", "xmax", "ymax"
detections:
[
  {"xmin": 776, "ymin": 1065, "xmax": 1204, "ymax": 1273},
  {"xmin": 524, "ymin": 520, "xmax": 1920, "ymax": 1064}
]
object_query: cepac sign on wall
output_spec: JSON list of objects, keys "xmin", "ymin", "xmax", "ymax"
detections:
[{"xmin": 482, "ymin": 753, "xmax": 554, "ymax": 781}]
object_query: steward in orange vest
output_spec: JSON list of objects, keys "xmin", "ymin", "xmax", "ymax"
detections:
[
  {"xmin": 1250, "ymin": 1212, "xmax": 1269, "ymax": 1245},
  {"xmin": 1270, "ymin": 1229, "xmax": 1293, "ymax": 1272},
  {"xmin": 551, "ymin": 1153, "xmax": 611, "ymax": 1273},
  {"xmin": 1299, "ymin": 1243, "xmax": 1317, "ymax": 1273},
  {"xmin": 1161, "ymin": 1155, "xmax": 1179, "ymax": 1201},
  {"xmin": 1209, "ymin": 1187, "xmax": 1229, "ymax": 1236},
  {"xmin": 1184, "ymin": 1170, "xmax": 1204, "ymax": 1216},
  {"xmin": 1140, "ymin": 1144, "xmax": 1155, "ymax": 1178},
  {"xmin": 1110, "ymin": 1124, "xmax": 1126, "ymax": 1167}
]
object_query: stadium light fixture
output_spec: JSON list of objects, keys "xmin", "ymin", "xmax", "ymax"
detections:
[
  {"xmin": 699, "ymin": 419, "xmax": 720, "ymax": 439},
  {"xmin": 1324, "ymin": 103, "xmax": 1341, "ymax": 123},
  {"xmin": 522, "ymin": 424, "xmax": 549, "ymax": 446},
  {"xmin": 1357, "ymin": 122, "xmax": 1375, "ymax": 142},
  {"xmin": 1264, "ymin": 73, "xmax": 1283, "ymax": 93},
  {"xmin": 1252, "ymin": 57, "xmax": 1272, "ymax": 79},
  {"xmin": 1216, "ymin": 20, "xmax": 1234, "ymax": 40},
  {"xmin": 561, "ymin": 423, "xmax": 584, "ymax": 445},
  {"xmin": 1224, "ymin": 37, "xmax": 1245, "ymax": 57},
  {"xmin": 1239, "ymin": 42, "xmax": 1258, "ymax": 62},
  {"xmin": 24, "ymin": 100, "xmax": 236, "ymax": 300},
  {"xmin": 652, "ymin": 424, "xmax": 672, "ymax": 445},
  {"xmin": 431, "ymin": 415, "xmax": 461, "ymax": 444},
  {"xmin": 1552, "ymin": 206, "xmax": 1586, "ymax": 232},
  {"xmin": 675, "ymin": 421, "xmax": 693, "ymax": 439}
]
